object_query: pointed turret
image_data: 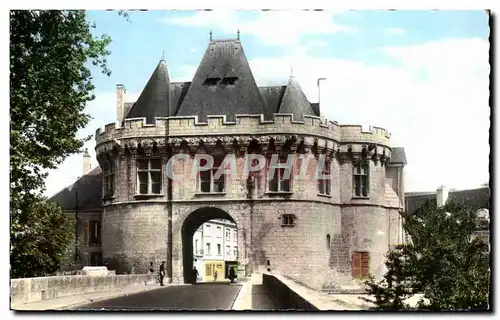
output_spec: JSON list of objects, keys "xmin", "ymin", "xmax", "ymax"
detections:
[
  {"xmin": 176, "ymin": 39, "xmax": 270, "ymax": 122},
  {"xmin": 277, "ymin": 76, "xmax": 316, "ymax": 120},
  {"xmin": 125, "ymin": 60, "xmax": 172, "ymax": 123}
]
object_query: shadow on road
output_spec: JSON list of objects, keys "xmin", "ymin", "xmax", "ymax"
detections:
[
  {"xmin": 75, "ymin": 283, "xmax": 242, "ymax": 311},
  {"xmin": 251, "ymin": 284, "xmax": 276, "ymax": 311}
]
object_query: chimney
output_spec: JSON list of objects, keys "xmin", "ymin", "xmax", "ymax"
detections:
[
  {"xmin": 436, "ymin": 185, "xmax": 449, "ymax": 207},
  {"xmin": 116, "ymin": 84, "xmax": 126, "ymax": 123},
  {"xmin": 83, "ymin": 148, "xmax": 91, "ymax": 175}
]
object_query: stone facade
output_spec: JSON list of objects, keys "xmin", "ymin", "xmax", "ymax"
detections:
[
  {"xmin": 53, "ymin": 38, "xmax": 407, "ymax": 290},
  {"xmin": 92, "ymin": 114, "xmax": 406, "ymax": 289}
]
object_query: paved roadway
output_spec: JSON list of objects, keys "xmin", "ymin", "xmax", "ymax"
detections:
[{"xmin": 75, "ymin": 284, "xmax": 242, "ymax": 311}]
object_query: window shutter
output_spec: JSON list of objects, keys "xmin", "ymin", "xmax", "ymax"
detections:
[
  {"xmin": 352, "ymin": 252, "xmax": 361, "ymax": 278},
  {"xmin": 83, "ymin": 221, "xmax": 89, "ymax": 245},
  {"xmin": 97, "ymin": 221, "xmax": 102, "ymax": 244},
  {"xmin": 361, "ymin": 252, "xmax": 370, "ymax": 277}
]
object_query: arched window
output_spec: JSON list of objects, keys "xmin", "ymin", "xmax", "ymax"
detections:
[{"xmin": 326, "ymin": 234, "xmax": 331, "ymax": 249}]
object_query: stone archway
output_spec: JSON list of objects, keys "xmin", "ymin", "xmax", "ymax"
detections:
[{"xmin": 180, "ymin": 207, "xmax": 238, "ymax": 284}]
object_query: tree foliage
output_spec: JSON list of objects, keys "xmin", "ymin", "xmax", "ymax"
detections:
[
  {"xmin": 10, "ymin": 200, "xmax": 75, "ymax": 278},
  {"xmin": 10, "ymin": 10, "xmax": 111, "ymax": 277},
  {"xmin": 365, "ymin": 200, "xmax": 490, "ymax": 311}
]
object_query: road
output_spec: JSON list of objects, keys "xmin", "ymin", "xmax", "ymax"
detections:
[{"xmin": 75, "ymin": 284, "xmax": 242, "ymax": 311}]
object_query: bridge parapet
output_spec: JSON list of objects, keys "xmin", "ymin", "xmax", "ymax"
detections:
[
  {"xmin": 10, "ymin": 274, "xmax": 155, "ymax": 307},
  {"xmin": 261, "ymin": 273, "xmax": 363, "ymax": 310}
]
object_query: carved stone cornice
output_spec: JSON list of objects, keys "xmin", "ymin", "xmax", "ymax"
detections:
[{"xmin": 95, "ymin": 134, "xmax": 393, "ymax": 168}]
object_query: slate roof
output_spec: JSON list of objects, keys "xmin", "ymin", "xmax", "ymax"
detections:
[
  {"xmin": 277, "ymin": 77, "xmax": 318, "ymax": 120},
  {"xmin": 49, "ymin": 167, "xmax": 102, "ymax": 212},
  {"xmin": 175, "ymin": 39, "xmax": 270, "ymax": 122},
  {"xmin": 124, "ymin": 102, "xmax": 134, "ymax": 117},
  {"xmin": 405, "ymin": 187, "xmax": 490, "ymax": 215},
  {"xmin": 123, "ymin": 38, "xmax": 320, "ymax": 123},
  {"xmin": 259, "ymin": 86, "xmax": 287, "ymax": 114},
  {"xmin": 125, "ymin": 60, "xmax": 172, "ymax": 123},
  {"xmin": 389, "ymin": 147, "xmax": 407, "ymax": 165}
]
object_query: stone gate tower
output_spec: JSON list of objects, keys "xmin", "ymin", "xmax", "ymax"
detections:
[{"xmin": 94, "ymin": 36, "xmax": 407, "ymax": 290}]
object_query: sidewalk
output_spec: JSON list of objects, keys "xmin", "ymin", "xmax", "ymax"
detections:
[
  {"xmin": 11, "ymin": 283, "xmax": 168, "ymax": 311},
  {"xmin": 231, "ymin": 273, "xmax": 276, "ymax": 311}
]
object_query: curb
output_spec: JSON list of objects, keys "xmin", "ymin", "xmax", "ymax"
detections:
[{"xmin": 229, "ymin": 284, "xmax": 245, "ymax": 310}]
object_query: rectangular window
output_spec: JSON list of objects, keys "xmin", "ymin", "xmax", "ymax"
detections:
[
  {"xmin": 226, "ymin": 245, "xmax": 230, "ymax": 257},
  {"xmin": 281, "ymin": 214, "xmax": 296, "ymax": 227},
  {"xmin": 205, "ymin": 264, "xmax": 212, "ymax": 277},
  {"xmin": 217, "ymin": 226, "xmax": 222, "ymax": 237},
  {"xmin": 198, "ymin": 158, "xmax": 225, "ymax": 193},
  {"xmin": 103, "ymin": 162, "xmax": 114, "ymax": 198},
  {"xmin": 206, "ymin": 243, "xmax": 211, "ymax": 256},
  {"xmin": 217, "ymin": 244, "xmax": 221, "ymax": 255},
  {"xmin": 226, "ymin": 229, "xmax": 231, "ymax": 241},
  {"xmin": 353, "ymin": 162, "xmax": 369, "ymax": 197},
  {"xmin": 233, "ymin": 231, "xmax": 237, "ymax": 241},
  {"xmin": 268, "ymin": 157, "xmax": 292, "ymax": 192},
  {"xmin": 89, "ymin": 220, "xmax": 101, "ymax": 245},
  {"xmin": 352, "ymin": 251, "xmax": 370, "ymax": 279},
  {"xmin": 318, "ymin": 160, "xmax": 331, "ymax": 195},
  {"xmin": 233, "ymin": 246, "xmax": 237, "ymax": 258},
  {"xmin": 195, "ymin": 239, "xmax": 199, "ymax": 254},
  {"xmin": 137, "ymin": 158, "xmax": 162, "ymax": 195}
]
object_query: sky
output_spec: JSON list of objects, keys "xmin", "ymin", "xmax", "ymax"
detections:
[{"xmin": 42, "ymin": 10, "xmax": 490, "ymax": 198}]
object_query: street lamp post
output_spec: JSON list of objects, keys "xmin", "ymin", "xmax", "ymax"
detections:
[{"xmin": 317, "ymin": 78, "xmax": 326, "ymax": 107}]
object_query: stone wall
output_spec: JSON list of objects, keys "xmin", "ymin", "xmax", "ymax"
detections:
[
  {"xmin": 92, "ymin": 112, "xmax": 404, "ymax": 290},
  {"xmin": 10, "ymin": 274, "xmax": 155, "ymax": 306},
  {"xmin": 102, "ymin": 202, "xmax": 168, "ymax": 274},
  {"xmin": 262, "ymin": 273, "xmax": 362, "ymax": 310}
]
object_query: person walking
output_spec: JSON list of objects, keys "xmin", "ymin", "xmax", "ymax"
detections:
[
  {"xmin": 229, "ymin": 267, "xmax": 236, "ymax": 284},
  {"xmin": 192, "ymin": 266, "xmax": 200, "ymax": 285},
  {"xmin": 159, "ymin": 261, "xmax": 165, "ymax": 286},
  {"xmin": 213, "ymin": 269, "xmax": 218, "ymax": 282}
]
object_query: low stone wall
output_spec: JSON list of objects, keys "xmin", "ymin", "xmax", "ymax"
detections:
[
  {"xmin": 10, "ymin": 274, "xmax": 156, "ymax": 306},
  {"xmin": 262, "ymin": 273, "xmax": 362, "ymax": 310}
]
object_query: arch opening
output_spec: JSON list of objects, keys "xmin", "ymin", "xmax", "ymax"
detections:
[{"xmin": 181, "ymin": 207, "xmax": 239, "ymax": 284}]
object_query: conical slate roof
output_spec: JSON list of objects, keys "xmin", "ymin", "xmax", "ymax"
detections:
[
  {"xmin": 175, "ymin": 39, "xmax": 270, "ymax": 122},
  {"xmin": 259, "ymin": 86, "xmax": 287, "ymax": 114},
  {"xmin": 277, "ymin": 76, "xmax": 317, "ymax": 120},
  {"xmin": 126, "ymin": 60, "xmax": 172, "ymax": 123}
]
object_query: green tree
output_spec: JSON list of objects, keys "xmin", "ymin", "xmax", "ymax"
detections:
[
  {"xmin": 364, "ymin": 245, "xmax": 418, "ymax": 310},
  {"xmin": 365, "ymin": 200, "xmax": 490, "ymax": 311},
  {"xmin": 10, "ymin": 200, "xmax": 76, "ymax": 278},
  {"xmin": 10, "ymin": 10, "xmax": 112, "ymax": 277}
]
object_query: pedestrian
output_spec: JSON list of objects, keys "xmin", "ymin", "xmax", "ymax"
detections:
[
  {"xmin": 159, "ymin": 261, "xmax": 165, "ymax": 286},
  {"xmin": 229, "ymin": 267, "xmax": 236, "ymax": 284},
  {"xmin": 149, "ymin": 262, "xmax": 154, "ymax": 274},
  {"xmin": 213, "ymin": 270, "xmax": 218, "ymax": 282},
  {"xmin": 192, "ymin": 267, "xmax": 199, "ymax": 285}
]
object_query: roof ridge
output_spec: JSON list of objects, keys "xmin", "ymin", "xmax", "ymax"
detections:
[{"xmin": 211, "ymin": 39, "xmax": 240, "ymax": 42}]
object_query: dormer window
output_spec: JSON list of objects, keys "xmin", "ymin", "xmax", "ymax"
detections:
[
  {"xmin": 203, "ymin": 77, "xmax": 220, "ymax": 86},
  {"xmin": 221, "ymin": 76, "xmax": 238, "ymax": 85}
]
